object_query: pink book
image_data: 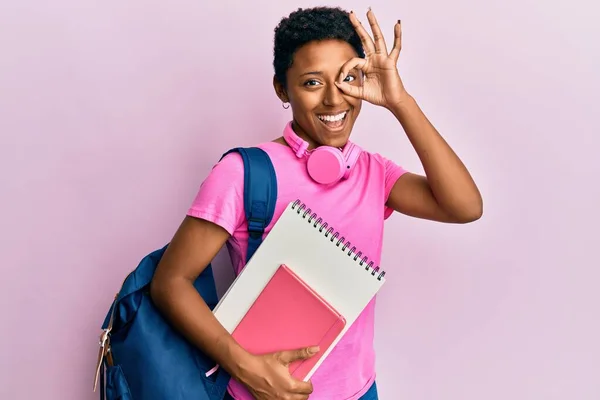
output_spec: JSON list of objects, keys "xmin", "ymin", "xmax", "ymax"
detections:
[{"xmin": 231, "ymin": 264, "xmax": 346, "ymax": 379}]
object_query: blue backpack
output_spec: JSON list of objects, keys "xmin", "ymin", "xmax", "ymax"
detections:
[{"xmin": 94, "ymin": 147, "xmax": 277, "ymax": 400}]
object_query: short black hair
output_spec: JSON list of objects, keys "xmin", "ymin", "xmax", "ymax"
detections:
[{"xmin": 273, "ymin": 6, "xmax": 365, "ymax": 88}]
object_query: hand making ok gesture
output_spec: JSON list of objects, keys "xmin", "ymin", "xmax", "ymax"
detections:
[{"xmin": 335, "ymin": 8, "xmax": 410, "ymax": 110}]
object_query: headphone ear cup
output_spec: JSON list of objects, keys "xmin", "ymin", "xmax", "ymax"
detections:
[
  {"xmin": 306, "ymin": 147, "xmax": 346, "ymax": 185},
  {"xmin": 342, "ymin": 143, "xmax": 361, "ymax": 179}
]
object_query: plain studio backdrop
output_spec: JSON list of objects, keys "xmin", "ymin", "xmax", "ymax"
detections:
[{"xmin": 1, "ymin": 0, "xmax": 598, "ymax": 399}]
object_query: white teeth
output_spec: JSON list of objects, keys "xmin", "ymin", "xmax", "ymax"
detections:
[{"xmin": 318, "ymin": 112, "xmax": 346, "ymax": 122}]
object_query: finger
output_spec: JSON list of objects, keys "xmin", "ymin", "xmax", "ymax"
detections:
[
  {"xmin": 348, "ymin": 10, "xmax": 375, "ymax": 56},
  {"xmin": 335, "ymin": 57, "xmax": 367, "ymax": 99},
  {"xmin": 289, "ymin": 393, "xmax": 310, "ymax": 400},
  {"xmin": 278, "ymin": 346, "xmax": 320, "ymax": 365},
  {"xmin": 289, "ymin": 379, "xmax": 314, "ymax": 395},
  {"xmin": 389, "ymin": 20, "xmax": 402, "ymax": 61},
  {"xmin": 290, "ymin": 395, "xmax": 310, "ymax": 400},
  {"xmin": 335, "ymin": 80, "xmax": 363, "ymax": 99},
  {"xmin": 366, "ymin": 8, "xmax": 387, "ymax": 54},
  {"xmin": 338, "ymin": 57, "xmax": 368, "ymax": 80},
  {"xmin": 335, "ymin": 79, "xmax": 363, "ymax": 99}
]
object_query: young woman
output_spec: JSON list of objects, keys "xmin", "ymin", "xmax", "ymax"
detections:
[{"xmin": 150, "ymin": 6, "xmax": 482, "ymax": 400}]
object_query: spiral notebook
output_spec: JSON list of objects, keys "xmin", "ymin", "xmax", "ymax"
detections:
[{"xmin": 213, "ymin": 199, "xmax": 387, "ymax": 380}]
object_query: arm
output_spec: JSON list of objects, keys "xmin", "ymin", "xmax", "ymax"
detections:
[
  {"xmin": 386, "ymin": 95, "xmax": 483, "ymax": 223},
  {"xmin": 150, "ymin": 216, "xmax": 316, "ymax": 399},
  {"xmin": 150, "ymin": 216, "xmax": 252, "ymax": 377},
  {"xmin": 338, "ymin": 10, "xmax": 483, "ymax": 223}
]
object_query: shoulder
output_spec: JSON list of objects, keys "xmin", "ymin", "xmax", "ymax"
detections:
[
  {"xmin": 196, "ymin": 142, "xmax": 286, "ymax": 196},
  {"xmin": 354, "ymin": 146, "xmax": 408, "ymax": 206},
  {"xmin": 360, "ymin": 150, "xmax": 389, "ymax": 165},
  {"xmin": 207, "ymin": 142, "xmax": 278, "ymax": 177},
  {"xmin": 186, "ymin": 149, "xmax": 250, "ymax": 234},
  {"xmin": 356, "ymin": 146, "xmax": 405, "ymax": 172}
]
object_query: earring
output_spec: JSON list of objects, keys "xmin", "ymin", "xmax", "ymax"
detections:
[{"xmin": 282, "ymin": 102, "xmax": 290, "ymax": 109}]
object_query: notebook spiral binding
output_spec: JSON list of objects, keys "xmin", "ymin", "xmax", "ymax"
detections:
[{"xmin": 291, "ymin": 199, "xmax": 386, "ymax": 281}]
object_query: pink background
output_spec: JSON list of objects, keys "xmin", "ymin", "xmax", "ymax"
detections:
[{"xmin": 1, "ymin": 0, "xmax": 599, "ymax": 399}]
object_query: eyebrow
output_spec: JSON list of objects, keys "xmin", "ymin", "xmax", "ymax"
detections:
[
  {"xmin": 300, "ymin": 71, "xmax": 323, "ymax": 77},
  {"xmin": 300, "ymin": 66, "xmax": 361, "ymax": 77}
]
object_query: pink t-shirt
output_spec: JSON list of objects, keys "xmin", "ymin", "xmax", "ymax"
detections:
[{"xmin": 187, "ymin": 127, "xmax": 407, "ymax": 400}]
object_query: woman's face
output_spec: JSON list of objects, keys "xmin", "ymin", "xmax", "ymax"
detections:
[{"xmin": 274, "ymin": 39, "xmax": 363, "ymax": 150}]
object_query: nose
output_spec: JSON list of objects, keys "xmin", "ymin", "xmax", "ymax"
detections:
[{"xmin": 323, "ymin": 83, "xmax": 344, "ymax": 107}]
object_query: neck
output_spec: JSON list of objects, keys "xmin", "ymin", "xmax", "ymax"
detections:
[{"xmin": 291, "ymin": 119, "xmax": 319, "ymax": 150}]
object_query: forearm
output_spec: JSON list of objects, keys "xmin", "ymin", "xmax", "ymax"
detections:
[
  {"xmin": 389, "ymin": 95, "xmax": 483, "ymax": 220},
  {"xmin": 150, "ymin": 277, "xmax": 253, "ymax": 378}
]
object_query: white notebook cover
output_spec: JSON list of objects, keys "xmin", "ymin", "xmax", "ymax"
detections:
[{"xmin": 212, "ymin": 200, "xmax": 386, "ymax": 380}]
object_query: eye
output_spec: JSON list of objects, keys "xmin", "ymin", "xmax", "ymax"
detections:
[
  {"xmin": 344, "ymin": 74, "xmax": 356, "ymax": 82},
  {"xmin": 304, "ymin": 79, "xmax": 321, "ymax": 87}
]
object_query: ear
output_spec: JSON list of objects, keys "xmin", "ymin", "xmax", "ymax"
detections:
[{"xmin": 273, "ymin": 75, "xmax": 289, "ymax": 103}]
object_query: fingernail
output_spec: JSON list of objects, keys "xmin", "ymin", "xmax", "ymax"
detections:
[
  {"xmin": 398, "ymin": 19, "xmax": 401, "ymax": 24},
  {"xmin": 309, "ymin": 346, "xmax": 320, "ymax": 354}
]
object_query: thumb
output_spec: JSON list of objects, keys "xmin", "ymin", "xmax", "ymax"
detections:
[
  {"xmin": 278, "ymin": 346, "xmax": 320, "ymax": 365},
  {"xmin": 335, "ymin": 80, "xmax": 363, "ymax": 99}
]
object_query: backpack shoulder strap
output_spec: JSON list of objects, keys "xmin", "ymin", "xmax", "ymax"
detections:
[{"xmin": 220, "ymin": 147, "xmax": 277, "ymax": 262}]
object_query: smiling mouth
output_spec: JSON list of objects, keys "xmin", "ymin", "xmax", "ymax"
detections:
[{"xmin": 317, "ymin": 111, "xmax": 348, "ymax": 130}]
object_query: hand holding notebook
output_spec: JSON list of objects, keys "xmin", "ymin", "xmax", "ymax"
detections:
[{"xmin": 233, "ymin": 344, "xmax": 320, "ymax": 400}]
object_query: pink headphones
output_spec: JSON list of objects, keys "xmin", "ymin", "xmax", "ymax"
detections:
[{"xmin": 282, "ymin": 121, "xmax": 362, "ymax": 185}]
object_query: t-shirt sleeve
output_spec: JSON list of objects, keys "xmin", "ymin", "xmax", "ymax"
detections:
[
  {"xmin": 186, "ymin": 152, "xmax": 246, "ymax": 235},
  {"xmin": 382, "ymin": 155, "xmax": 408, "ymax": 220}
]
